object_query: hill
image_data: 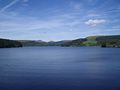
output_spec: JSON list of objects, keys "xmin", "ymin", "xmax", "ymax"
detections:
[
  {"xmin": 62, "ymin": 35, "xmax": 120, "ymax": 48},
  {"xmin": 0, "ymin": 35, "xmax": 120, "ymax": 48},
  {"xmin": 0, "ymin": 38, "xmax": 22, "ymax": 48},
  {"xmin": 96, "ymin": 35, "xmax": 120, "ymax": 47},
  {"xmin": 18, "ymin": 40, "xmax": 48, "ymax": 46}
]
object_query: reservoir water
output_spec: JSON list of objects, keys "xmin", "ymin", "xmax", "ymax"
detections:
[{"xmin": 0, "ymin": 47, "xmax": 120, "ymax": 90}]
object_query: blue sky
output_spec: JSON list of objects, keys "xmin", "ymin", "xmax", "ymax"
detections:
[{"xmin": 0, "ymin": 0, "xmax": 120, "ymax": 41}]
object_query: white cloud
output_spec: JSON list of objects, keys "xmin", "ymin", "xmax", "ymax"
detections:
[
  {"xmin": 0, "ymin": 0, "xmax": 19, "ymax": 13},
  {"xmin": 85, "ymin": 19, "xmax": 106, "ymax": 26}
]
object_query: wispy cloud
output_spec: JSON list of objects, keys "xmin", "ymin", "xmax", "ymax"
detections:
[
  {"xmin": 85, "ymin": 19, "xmax": 106, "ymax": 27},
  {"xmin": 0, "ymin": 0, "xmax": 19, "ymax": 13},
  {"xmin": 22, "ymin": 0, "xmax": 29, "ymax": 6},
  {"xmin": 69, "ymin": 1, "xmax": 81, "ymax": 11},
  {"xmin": 0, "ymin": 0, "xmax": 119, "ymax": 40},
  {"xmin": 87, "ymin": 13, "xmax": 100, "ymax": 17},
  {"xmin": 0, "ymin": 13, "xmax": 80, "ymax": 31},
  {"xmin": 23, "ymin": 0, "xmax": 29, "ymax": 3}
]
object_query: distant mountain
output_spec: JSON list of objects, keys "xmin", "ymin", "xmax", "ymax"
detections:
[
  {"xmin": 0, "ymin": 35, "xmax": 120, "ymax": 48},
  {"xmin": 0, "ymin": 38, "xmax": 22, "ymax": 48},
  {"xmin": 17, "ymin": 35, "xmax": 120, "ymax": 48},
  {"xmin": 61, "ymin": 39, "xmax": 87, "ymax": 47},
  {"xmin": 47, "ymin": 40, "xmax": 71, "ymax": 46},
  {"xmin": 18, "ymin": 40, "xmax": 48, "ymax": 46},
  {"xmin": 17, "ymin": 40, "xmax": 71, "ymax": 46}
]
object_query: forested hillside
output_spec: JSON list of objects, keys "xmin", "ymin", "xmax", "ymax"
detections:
[{"xmin": 0, "ymin": 39, "xmax": 22, "ymax": 48}]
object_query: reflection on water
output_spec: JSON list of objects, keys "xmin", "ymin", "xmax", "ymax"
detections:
[{"xmin": 0, "ymin": 47, "xmax": 120, "ymax": 90}]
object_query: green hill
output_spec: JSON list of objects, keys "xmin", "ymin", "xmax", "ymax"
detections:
[{"xmin": 62, "ymin": 35, "xmax": 120, "ymax": 48}]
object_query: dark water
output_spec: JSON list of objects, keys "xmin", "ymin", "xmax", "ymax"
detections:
[{"xmin": 0, "ymin": 47, "xmax": 120, "ymax": 90}]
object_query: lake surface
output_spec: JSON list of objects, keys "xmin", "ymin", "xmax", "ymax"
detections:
[{"xmin": 0, "ymin": 47, "xmax": 120, "ymax": 90}]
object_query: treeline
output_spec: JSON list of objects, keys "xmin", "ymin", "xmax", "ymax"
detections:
[
  {"xmin": 0, "ymin": 35, "xmax": 120, "ymax": 48},
  {"xmin": 61, "ymin": 35, "xmax": 120, "ymax": 48},
  {"xmin": 0, "ymin": 39, "xmax": 22, "ymax": 48},
  {"xmin": 18, "ymin": 40, "xmax": 48, "ymax": 46},
  {"xmin": 96, "ymin": 35, "xmax": 120, "ymax": 47}
]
